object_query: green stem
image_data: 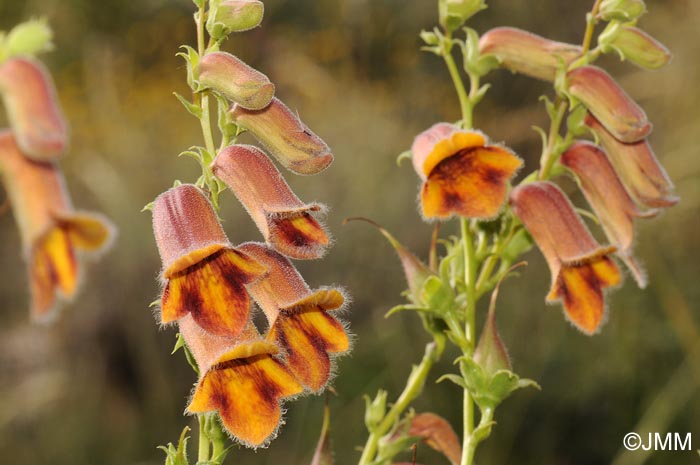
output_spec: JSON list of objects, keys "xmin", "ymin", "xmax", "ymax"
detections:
[
  {"xmin": 441, "ymin": 34, "xmax": 472, "ymax": 128},
  {"xmin": 198, "ymin": 414, "xmax": 210, "ymax": 463},
  {"xmin": 459, "ymin": 218, "xmax": 477, "ymax": 465},
  {"xmin": 462, "ymin": 407, "xmax": 494, "ymax": 465},
  {"xmin": 537, "ymin": 98, "xmax": 568, "ymax": 180}
]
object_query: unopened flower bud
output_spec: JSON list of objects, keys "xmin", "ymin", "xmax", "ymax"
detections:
[
  {"xmin": 598, "ymin": 0, "xmax": 646, "ymax": 22},
  {"xmin": 439, "ymin": 0, "xmax": 487, "ymax": 32},
  {"xmin": 602, "ymin": 26, "xmax": 671, "ymax": 70},
  {"xmin": 567, "ymin": 65, "xmax": 651, "ymax": 143},
  {"xmin": 479, "ymin": 27, "xmax": 582, "ymax": 81},
  {"xmin": 207, "ymin": 0, "xmax": 264, "ymax": 38},
  {"xmin": 197, "ymin": 51, "xmax": 274, "ymax": 110},
  {"xmin": 474, "ymin": 307, "xmax": 510, "ymax": 375}
]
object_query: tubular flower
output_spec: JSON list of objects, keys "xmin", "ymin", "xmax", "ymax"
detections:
[
  {"xmin": 197, "ymin": 51, "xmax": 274, "ymax": 110},
  {"xmin": 412, "ymin": 122, "xmax": 522, "ymax": 220},
  {"xmin": 152, "ymin": 184, "xmax": 266, "ymax": 337},
  {"xmin": 180, "ymin": 314, "xmax": 303, "ymax": 447},
  {"xmin": 207, "ymin": 0, "xmax": 264, "ymax": 35},
  {"xmin": 561, "ymin": 141, "xmax": 654, "ymax": 287},
  {"xmin": 603, "ymin": 26, "xmax": 671, "ymax": 70},
  {"xmin": 230, "ymin": 97, "xmax": 333, "ymax": 175},
  {"xmin": 0, "ymin": 57, "xmax": 68, "ymax": 161},
  {"xmin": 510, "ymin": 182, "xmax": 622, "ymax": 334},
  {"xmin": 585, "ymin": 113, "xmax": 678, "ymax": 208},
  {"xmin": 567, "ymin": 65, "xmax": 651, "ymax": 143},
  {"xmin": 211, "ymin": 144, "xmax": 330, "ymax": 260},
  {"xmin": 0, "ymin": 131, "xmax": 113, "ymax": 321},
  {"xmin": 478, "ymin": 27, "xmax": 582, "ymax": 81},
  {"xmin": 239, "ymin": 242, "xmax": 349, "ymax": 392}
]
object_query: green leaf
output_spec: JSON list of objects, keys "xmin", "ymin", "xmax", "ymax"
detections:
[
  {"xmin": 436, "ymin": 373, "xmax": 469, "ymax": 390},
  {"xmin": 158, "ymin": 426, "xmax": 190, "ymax": 465},
  {"xmin": 176, "ymin": 45, "xmax": 199, "ymax": 89},
  {"xmin": 396, "ymin": 149, "xmax": 412, "ymax": 166},
  {"xmin": 173, "ymin": 92, "xmax": 202, "ymax": 119},
  {"xmin": 419, "ymin": 275, "xmax": 455, "ymax": 316}
]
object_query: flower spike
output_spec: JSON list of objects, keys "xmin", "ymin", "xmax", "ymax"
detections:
[
  {"xmin": 0, "ymin": 131, "xmax": 113, "ymax": 321},
  {"xmin": 152, "ymin": 184, "xmax": 266, "ymax": 337},
  {"xmin": 230, "ymin": 97, "xmax": 333, "ymax": 175},
  {"xmin": 0, "ymin": 57, "xmax": 68, "ymax": 161},
  {"xmin": 239, "ymin": 242, "xmax": 349, "ymax": 392},
  {"xmin": 412, "ymin": 123, "xmax": 522, "ymax": 220},
  {"xmin": 180, "ymin": 315, "xmax": 303, "ymax": 447},
  {"xmin": 211, "ymin": 144, "xmax": 330, "ymax": 260},
  {"xmin": 510, "ymin": 182, "xmax": 622, "ymax": 334}
]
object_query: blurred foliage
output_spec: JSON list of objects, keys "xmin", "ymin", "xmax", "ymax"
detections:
[{"xmin": 0, "ymin": 0, "xmax": 698, "ymax": 464}]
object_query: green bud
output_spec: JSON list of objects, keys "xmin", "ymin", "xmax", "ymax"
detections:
[
  {"xmin": 473, "ymin": 309, "xmax": 510, "ymax": 375},
  {"xmin": 420, "ymin": 29, "xmax": 440, "ymax": 46},
  {"xmin": 4, "ymin": 19, "xmax": 53, "ymax": 59},
  {"xmin": 601, "ymin": 26, "xmax": 671, "ymax": 70},
  {"xmin": 598, "ymin": 0, "xmax": 646, "ymax": 22},
  {"xmin": 364, "ymin": 390, "xmax": 387, "ymax": 431},
  {"xmin": 207, "ymin": 0, "xmax": 264, "ymax": 40},
  {"xmin": 439, "ymin": 0, "xmax": 487, "ymax": 32}
]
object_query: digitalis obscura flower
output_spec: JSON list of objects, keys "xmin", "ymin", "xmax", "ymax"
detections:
[
  {"xmin": 510, "ymin": 181, "xmax": 621, "ymax": 334},
  {"xmin": 239, "ymin": 242, "xmax": 349, "ymax": 392},
  {"xmin": 152, "ymin": 184, "xmax": 266, "ymax": 337},
  {"xmin": 412, "ymin": 123, "xmax": 522, "ymax": 220},
  {"xmin": 211, "ymin": 144, "xmax": 330, "ymax": 260}
]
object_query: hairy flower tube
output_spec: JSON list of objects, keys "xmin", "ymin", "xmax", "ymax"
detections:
[
  {"xmin": 180, "ymin": 314, "xmax": 303, "ymax": 447},
  {"xmin": 197, "ymin": 51, "xmax": 274, "ymax": 110},
  {"xmin": 0, "ymin": 57, "xmax": 68, "ymax": 161},
  {"xmin": 585, "ymin": 113, "xmax": 678, "ymax": 208},
  {"xmin": 0, "ymin": 130, "xmax": 112, "ymax": 321},
  {"xmin": 230, "ymin": 97, "xmax": 333, "ymax": 175},
  {"xmin": 411, "ymin": 122, "xmax": 522, "ymax": 219},
  {"xmin": 602, "ymin": 26, "xmax": 671, "ymax": 70},
  {"xmin": 152, "ymin": 184, "xmax": 266, "ymax": 337},
  {"xmin": 211, "ymin": 144, "xmax": 330, "ymax": 260},
  {"xmin": 567, "ymin": 65, "xmax": 651, "ymax": 143},
  {"xmin": 207, "ymin": 0, "xmax": 265, "ymax": 37},
  {"xmin": 239, "ymin": 242, "xmax": 349, "ymax": 392},
  {"xmin": 478, "ymin": 27, "xmax": 582, "ymax": 81},
  {"xmin": 511, "ymin": 182, "xmax": 621, "ymax": 334},
  {"xmin": 561, "ymin": 141, "xmax": 654, "ymax": 287}
]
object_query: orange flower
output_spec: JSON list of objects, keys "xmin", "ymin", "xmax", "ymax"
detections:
[
  {"xmin": 180, "ymin": 314, "xmax": 303, "ymax": 447},
  {"xmin": 0, "ymin": 57, "xmax": 68, "ymax": 161},
  {"xmin": 412, "ymin": 123, "xmax": 522, "ymax": 220},
  {"xmin": 152, "ymin": 184, "xmax": 266, "ymax": 337},
  {"xmin": 0, "ymin": 131, "xmax": 113, "ymax": 321},
  {"xmin": 561, "ymin": 141, "xmax": 654, "ymax": 287},
  {"xmin": 211, "ymin": 144, "xmax": 330, "ymax": 259},
  {"xmin": 510, "ymin": 181, "xmax": 621, "ymax": 334},
  {"xmin": 239, "ymin": 242, "xmax": 349, "ymax": 392}
]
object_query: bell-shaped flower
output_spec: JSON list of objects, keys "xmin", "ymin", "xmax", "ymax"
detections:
[
  {"xmin": 478, "ymin": 27, "xmax": 582, "ymax": 81},
  {"xmin": 567, "ymin": 65, "xmax": 651, "ymax": 143},
  {"xmin": 561, "ymin": 141, "xmax": 655, "ymax": 287},
  {"xmin": 0, "ymin": 57, "xmax": 68, "ymax": 161},
  {"xmin": 180, "ymin": 314, "xmax": 303, "ymax": 447},
  {"xmin": 510, "ymin": 181, "xmax": 622, "ymax": 334},
  {"xmin": 412, "ymin": 123, "xmax": 522, "ymax": 220},
  {"xmin": 152, "ymin": 184, "xmax": 266, "ymax": 337},
  {"xmin": 239, "ymin": 242, "xmax": 349, "ymax": 392},
  {"xmin": 585, "ymin": 113, "xmax": 678, "ymax": 208},
  {"xmin": 211, "ymin": 144, "xmax": 330, "ymax": 260},
  {"xmin": 230, "ymin": 97, "xmax": 333, "ymax": 175},
  {"xmin": 197, "ymin": 51, "xmax": 274, "ymax": 110},
  {"xmin": 0, "ymin": 131, "xmax": 112, "ymax": 321}
]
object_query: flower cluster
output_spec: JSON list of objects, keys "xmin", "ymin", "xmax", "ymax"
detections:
[
  {"xmin": 151, "ymin": 0, "xmax": 349, "ymax": 449},
  {"xmin": 0, "ymin": 24, "xmax": 113, "ymax": 322}
]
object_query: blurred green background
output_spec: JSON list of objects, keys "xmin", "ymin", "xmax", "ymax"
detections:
[{"xmin": 0, "ymin": 1, "xmax": 698, "ymax": 464}]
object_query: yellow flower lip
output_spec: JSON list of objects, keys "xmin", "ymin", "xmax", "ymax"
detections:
[{"xmin": 412, "ymin": 123, "xmax": 487, "ymax": 179}]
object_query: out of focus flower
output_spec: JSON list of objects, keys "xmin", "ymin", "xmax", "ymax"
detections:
[
  {"xmin": 412, "ymin": 123, "xmax": 522, "ymax": 220},
  {"xmin": 601, "ymin": 26, "xmax": 671, "ymax": 70},
  {"xmin": 585, "ymin": 113, "xmax": 678, "ymax": 208},
  {"xmin": 197, "ymin": 51, "xmax": 274, "ymax": 110},
  {"xmin": 152, "ymin": 184, "xmax": 266, "ymax": 337},
  {"xmin": 598, "ymin": 0, "xmax": 646, "ymax": 22},
  {"xmin": 230, "ymin": 97, "xmax": 333, "ymax": 175},
  {"xmin": 511, "ymin": 181, "xmax": 621, "ymax": 334},
  {"xmin": 0, "ymin": 57, "xmax": 68, "ymax": 160},
  {"xmin": 207, "ymin": 0, "xmax": 264, "ymax": 37},
  {"xmin": 567, "ymin": 65, "xmax": 651, "ymax": 143},
  {"xmin": 211, "ymin": 144, "xmax": 329, "ymax": 259},
  {"xmin": 479, "ymin": 27, "xmax": 582, "ymax": 81},
  {"xmin": 180, "ymin": 314, "xmax": 303, "ymax": 447},
  {"xmin": 0, "ymin": 130, "xmax": 113, "ymax": 321},
  {"xmin": 239, "ymin": 242, "xmax": 349, "ymax": 392}
]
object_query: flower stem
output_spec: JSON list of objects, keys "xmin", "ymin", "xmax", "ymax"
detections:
[
  {"xmin": 459, "ymin": 218, "xmax": 477, "ymax": 465},
  {"xmin": 198, "ymin": 414, "xmax": 210, "ymax": 463},
  {"xmin": 441, "ymin": 33, "xmax": 473, "ymax": 129}
]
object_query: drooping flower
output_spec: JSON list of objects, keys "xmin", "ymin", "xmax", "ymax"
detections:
[
  {"xmin": 0, "ymin": 57, "xmax": 68, "ymax": 161},
  {"xmin": 585, "ymin": 113, "xmax": 678, "ymax": 208},
  {"xmin": 561, "ymin": 141, "xmax": 654, "ymax": 287},
  {"xmin": 230, "ymin": 97, "xmax": 333, "ymax": 175},
  {"xmin": 180, "ymin": 314, "xmax": 303, "ymax": 447},
  {"xmin": 412, "ymin": 123, "xmax": 522, "ymax": 220},
  {"xmin": 510, "ymin": 181, "xmax": 621, "ymax": 334},
  {"xmin": 239, "ymin": 242, "xmax": 349, "ymax": 392},
  {"xmin": 207, "ymin": 0, "xmax": 265, "ymax": 37},
  {"xmin": 478, "ymin": 27, "xmax": 582, "ymax": 81},
  {"xmin": 152, "ymin": 184, "xmax": 266, "ymax": 337},
  {"xmin": 567, "ymin": 65, "xmax": 651, "ymax": 143},
  {"xmin": 211, "ymin": 144, "xmax": 330, "ymax": 260},
  {"xmin": 197, "ymin": 51, "xmax": 274, "ymax": 110},
  {"xmin": 601, "ymin": 26, "xmax": 671, "ymax": 70},
  {"xmin": 0, "ymin": 130, "xmax": 113, "ymax": 321}
]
